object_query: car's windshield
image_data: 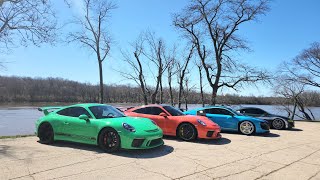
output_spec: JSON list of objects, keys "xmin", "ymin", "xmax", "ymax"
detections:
[
  {"xmin": 163, "ymin": 106, "xmax": 184, "ymax": 116},
  {"xmin": 89, "ymin": 105, "xmax": 125, "ymax": 119}
]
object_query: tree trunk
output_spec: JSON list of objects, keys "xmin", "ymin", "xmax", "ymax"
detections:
[
  {"xmin": 160, "ymin": 76, "xmax": 163, "ymax": 103},
  {"xmin": 198, "ymin": 66, "xmax": 205, "ymax": 107},
  {"xmin": 168, "ymin": 72, "xmax": 174, "ymax": 106},
  {"xmin": 211, "ymin": 88, "xmax": 218, "ymax": 105},
  {"xmin": 178, "ymin": 77, "xmax": 183, "ymax": 108},
  {"xmin": 291, "ymin": 99, "xmax": 297, "ymax": 120},
  {"xmin": 98, "ymin": 60, "xmax": 104, "ymax": 103}
]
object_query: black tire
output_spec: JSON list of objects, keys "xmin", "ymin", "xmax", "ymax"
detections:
[
  {"xmin": 177, "ymin": 123, "xmax": 197, "ymax": 141},
  {"xmin": 239, "ymin": 121, "xmax": 255, "ymax": 135},
  {"xmin": 38, "ymin": 123, "xmax": 54, "ymax": 144},
  {"xmin": 272, "ymin": 119, "xmax": 285, "ymax": 130},
  {"xmin": 98, "ymin": 128, "xmax": 120, "ymax": 153}
]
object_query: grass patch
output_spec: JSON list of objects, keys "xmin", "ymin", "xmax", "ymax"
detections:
[{"xmin": 0, "ymin": 134, "xmax": 36, "ymax": 139}]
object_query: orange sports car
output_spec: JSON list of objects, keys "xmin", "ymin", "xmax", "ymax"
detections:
[{"xmin": 124, "ymin": 104, "xmax": 221, "ymax": 141}]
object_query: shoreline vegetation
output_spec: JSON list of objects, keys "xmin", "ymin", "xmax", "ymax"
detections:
[
  {"xmin": 1, "ymin": 76, "xmax": 320, "ymax": 107},
  {"xmin": 0, "ymin": 134, "xmax": 36, "ymax": 139}
]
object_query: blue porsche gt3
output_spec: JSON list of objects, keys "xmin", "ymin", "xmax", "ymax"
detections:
[{"xmin": 184, "ymin": 106, "xmax": 270, "ymax": 135}]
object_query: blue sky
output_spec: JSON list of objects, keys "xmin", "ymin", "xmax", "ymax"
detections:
[{"xmin": 1, "ymin": 0, "xmax": 320, "ymax": 96}]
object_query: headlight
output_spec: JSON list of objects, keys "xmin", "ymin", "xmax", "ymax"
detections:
[
  {"xmin": 122, "ymin": 123, "xmax": 136, "ymax": 132},
  {"xmin": 197, "ymin": 119, "xmax": 206, "ymax": 126}
]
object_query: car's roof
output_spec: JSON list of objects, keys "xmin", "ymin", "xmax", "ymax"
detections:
[
  {"xmin": 133, "ymin": 104, "xmax": 170, "ymax": 108},
  {"xmin": 189, "ymin": 105, "xmax": 232, "ymax": 112},
  {"xmin": 67, "ymin": 103, "xmax": 109, "ymax": 108},
  {"xmin": 127, "ymin": 104, "xmax": 175, "ymax": 112},
  {"xmin": 238, "ymin": 107, "xmax": 263, "ymax": 110}
]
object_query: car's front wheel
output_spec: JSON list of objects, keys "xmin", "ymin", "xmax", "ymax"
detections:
[
  {"xmin": 272, "ymin": 119, "xmax": 285, "ymax": 130},
  {"xmin": 239, "ymin": 121, "xmax": 255, "ymax": 135},
  {"xmin": 38, "ymin": 122, "xmax": 54, "ymax": 144},
  {"xmin": 177, "ymin": 123, "xmax": 197, "ymax": 141},
  {"xmin": 98, "ymin": 128, "xmax": 120, "ymax": 153}
]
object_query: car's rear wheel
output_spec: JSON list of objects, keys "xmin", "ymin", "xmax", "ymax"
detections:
[
  {"xmin": 177, "ymin": 123, "xmax": 197, "ymax": 141},
  {"xmin": 98, "ymin": 128, "xmax": 120, "ymax": 153},
  {"xmin": 272, "ymin": 119, "xmax": 285, "ymax": 130},
  {"xmin": 239, "ymin": 121, "xmax": 255, "ymax": 135},
  {"xmin": 38, "ymin": 123, "xmax": 54, "ymax": 144}
]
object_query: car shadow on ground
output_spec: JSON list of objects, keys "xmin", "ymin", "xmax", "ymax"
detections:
[
  {"xmin": 112, "ymin": 144, "xmax": 174, "ymax": 159},
  {"xmin": 44, "ymin": 141, "xmax": 174, "ymax": 159},
  {"xmin": 163, "ymin": 136, "xmax": 231, "ymax": 145},
  {"xmin": 255, "ymin": 132, "xmax": 280, "ymax": 138},
  {"xmin": 45, "ymin": 140, "xmax": 105, "ymax": 153},
  {"xmin": 220, "ymin": 131, "xmax": 280, "ymax": 138},
  {"xmin": 285, "ymin": 128, "xmax": 303, "ymax": 132}
]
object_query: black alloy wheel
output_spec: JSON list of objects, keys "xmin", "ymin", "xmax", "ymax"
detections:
[
  {"xmin": 98, "ymin": 128, "xmax": 120, "ymax": 153},
  {"xmin": 38, "ymin": 123, "xmax": 54, "ymax": 144},
  {"xmin": 272, "ymin": 119, "xmax": 285, "ymax": 130},
  {"xmin": 177, "ymin": 123, "xmax": 197, "ymax": 141}
]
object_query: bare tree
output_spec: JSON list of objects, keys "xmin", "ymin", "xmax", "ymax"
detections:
[
  {"xmin": 119, "ymin": 31, "xmax": 171, "ymax": 104},
  {"xmin": 274, "ymin": 75, "xmax": 315, "ymax": 121},
  {"xmin": 176, "ymin": 45, "xmax": 195, "ymax": 108},
  {"xmin": 283, "ymin": 42, "xmax": 320, "ymax": 88},
  {"xmin": 174, "ymin": 0, "xmax": 271, "ymax": 105},
  {"xmin": 182, "ymin": 75, "xmax": 196, "ymax": 111},
  {"xmin": 195, "ymin": 61, "xmax": 205, "ymax": 107},
  {"xmin": 166, "ymin": 46, "xmax": 178, "ymax": 106},
  {"xmin": 142, "ymin": 31, "xmax": 171, "ymax": 104},
  {"xmin": 0, "ymin": 0, "xmax": 57, "ymax": 53},
  {"xmin": 119, "ymin": 35, "xmax": 149, "ymax": 105},
  {"xmin": 67, "ymin": 0, "xmax": 116, "ymax": 103}
]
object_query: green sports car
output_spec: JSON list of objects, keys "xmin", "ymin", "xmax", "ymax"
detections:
[{"xmin": 36, "ymin": 103, "xmax": 164, "ymax": 152}]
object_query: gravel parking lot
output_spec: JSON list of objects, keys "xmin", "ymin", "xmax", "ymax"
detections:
[{"xmin": 1, "ymin": 121, "xmax": 320, "ymax": 180}]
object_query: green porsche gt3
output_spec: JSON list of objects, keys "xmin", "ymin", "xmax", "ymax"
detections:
[{"xmin": 36, "ymin": 103, "xmax": 164, "ymax": 152}]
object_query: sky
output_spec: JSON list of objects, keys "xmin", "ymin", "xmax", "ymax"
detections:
[{"xmin": 1, "ymin": 0, "xmax": 320, "ymax": 97}]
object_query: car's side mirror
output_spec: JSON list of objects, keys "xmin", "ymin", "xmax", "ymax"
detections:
[
  {"xmin": 197, "ymin": 110, "xmax": 206, "ymax": 116},
  {"xmin": 159, "ymin": 112, "xmax": 168, "ymax": 117},
  {"xmin": 79, "ymin": 114, "xmax": 89, "ymax": 121}
]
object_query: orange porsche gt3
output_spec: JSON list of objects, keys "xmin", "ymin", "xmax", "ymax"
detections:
[{"xmin": 124, "ymin": 104, "xmax": 221, "ymax": 141}]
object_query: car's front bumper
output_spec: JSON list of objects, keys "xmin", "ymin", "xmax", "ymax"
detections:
[
  {"xmin": 196, "ymin": 125, "xmax": 222, "ymax": 139},
  {"xmin": 119, "ymin": 130, "xmax": 164, "ymax": 150},
  {"xmin": 288, "ymin": 120, "xmax": 295, "ymax": 128},
  {"xmin": 256, "ymin": 122, "xmax": 270, "ymax": 134}
]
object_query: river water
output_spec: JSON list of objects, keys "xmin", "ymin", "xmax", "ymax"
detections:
[{"xmin": 0, "ymin": 104, "xmax": 319, "ymax": 136}]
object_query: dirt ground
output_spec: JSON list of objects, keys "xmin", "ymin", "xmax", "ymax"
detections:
[{"xmin": 1, "ymin": 121, "xmax": 320, "ymax": 180}]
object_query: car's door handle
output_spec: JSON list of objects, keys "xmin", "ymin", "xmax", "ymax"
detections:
[{"xmin": 64, "ymin": 122, "xmax": 69, "ymax": 125}]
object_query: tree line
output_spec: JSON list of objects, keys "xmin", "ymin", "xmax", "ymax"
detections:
[{"xmin": 1, "ymin": 76, "xmax": 320, "ymax": 107}]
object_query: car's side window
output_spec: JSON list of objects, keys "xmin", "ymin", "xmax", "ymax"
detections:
[
  {"xmin": 206, "ymin": 108, "xmax": 233, "ymax": 116},
  {"xmin": 254, "ymin": 109, "xmax": 265, "ymax": 115},
  {"xmin": 57, "ymin": 107, "xmax": 91, "ymax": 118},
  {"xmin": 133, "ymin": 108, "xmax": 147, "ymax": 114},
  {"xmin": 57, "ymin": 108, "xmax": 70, "ymax": 116},
  {"xmin": 150, "ymin": 107, "xmax": 165, "ymax": 115},
  {"xmin": 133, "ymin": 107, "xmax": 165, "ymax": 115},
  {"xmin": 245, "ymin": 108, "xmax": 263, "ymax": 115}
]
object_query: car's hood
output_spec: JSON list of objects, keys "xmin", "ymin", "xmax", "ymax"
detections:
[
  {"xmin": 182, "ymin": 115, "xmax": 221, "ymax": 128},
  {"xmin": 236, "ymin": 115, "xmax": 267, "ymax": 123},
  {"xmin": 100, "ymin": 116, "xmax": 158, "ymax": 131}
]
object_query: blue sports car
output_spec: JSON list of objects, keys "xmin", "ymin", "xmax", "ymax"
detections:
[{"xmin": 184, "ymin": 106, "xmax": 270, "ymax": 135}]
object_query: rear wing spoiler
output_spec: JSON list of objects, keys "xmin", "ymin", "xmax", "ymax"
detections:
[{"xmin": 38, "ymin": 106, "xmax": 63, "ymax": 115}]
